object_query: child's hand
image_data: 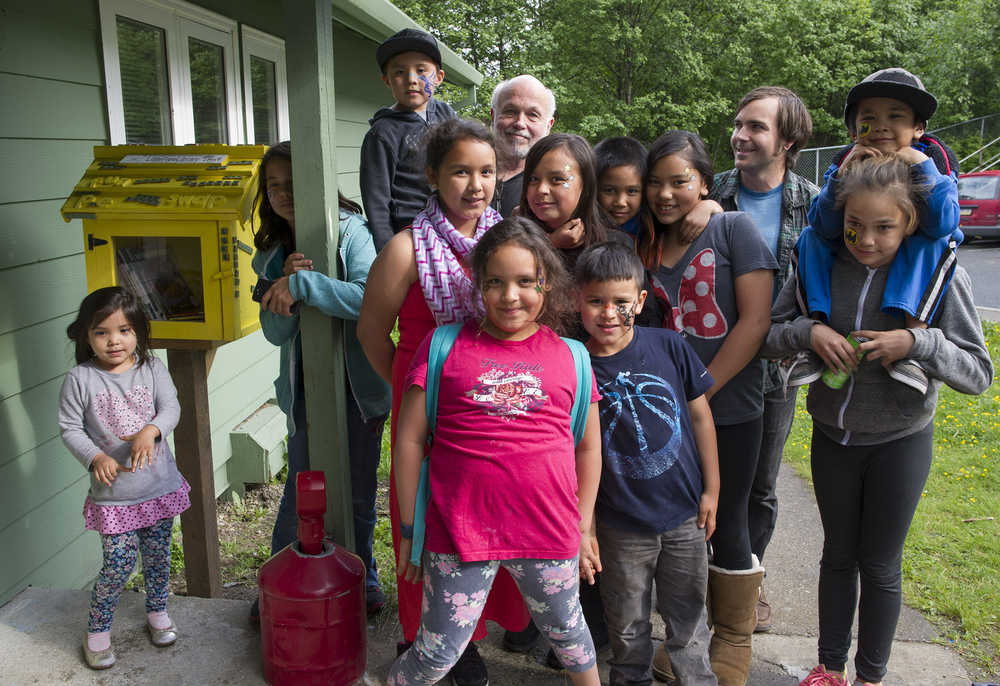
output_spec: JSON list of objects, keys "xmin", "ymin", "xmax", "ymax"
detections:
[
  {"xmin": 578, "ymin": 531, "xmax": 601, "ymax": 585},
  {"xmin": 838, "ymin": 144, "xmax": 880, "ymax": 173},
  {"xmin": 854, "ymin": 328, "xmax": 915, "ymax": 367},
  {"xmin": 282, "ymin": 252, "xmax": 313, "ymax": 275},
  {"xmin": 396, "ymin": 538, "xmax": 423, "ymax": 584},
  {"xmin": 91, "ymin": 453, "xmax": 121, "ymax": 487},
  {"xmin": 261, "ymin": 276, "xmax": 298, "ymax": 317},
  {"xmin": 548, "ymin": 218, "xmax": 585, "ymax": 250},
  {"xmin": 894, "ymin": 146, "xmax": 929, "ymax": 166},
  {"xmin": 679, "ymin": 199, "xmax": 722, "ymax": 244},
  {"xmin": 811, "ymin": 323, "xmax": 861, "ymax": 375},
  {"xmin": 698, "ymin": 491, "xmax": 718, "ymax": 541},
  {"xmin": 120, "ymin": 424, "xmax": 160, "ymax": 471}
]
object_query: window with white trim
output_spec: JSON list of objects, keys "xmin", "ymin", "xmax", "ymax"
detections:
[{"xmin": 99, "ymin": 0, "xmax": 288, "ymax": 145}]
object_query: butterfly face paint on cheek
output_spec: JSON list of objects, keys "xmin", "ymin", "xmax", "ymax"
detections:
[
  {"xmin": 845, "ymin": 227, "xmax": 859, "ymax": 245},
  {"xmin": 419, "ymin": 73, "xmax": 435, "ymax": 97}
]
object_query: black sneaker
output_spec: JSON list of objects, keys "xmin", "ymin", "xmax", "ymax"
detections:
[
  {"xmin": 450, "ymin": 642, "xmax": 488, "ymax": 686},
  {"xmin": 501, "ymin": 621, "xmax": 540, "ymax": 653},
  {"xmin": 366, "ymin": 585, "xmax": 386, "ymax": 616}
]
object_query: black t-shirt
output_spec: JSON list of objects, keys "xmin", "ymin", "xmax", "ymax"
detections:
[
  {"xmin": 591, "ymin": 327, "xmax": 714, "ymax": 533},
  {"xmin": 491, "ymin": 172, "xmax": 524, "ymax": 217}
]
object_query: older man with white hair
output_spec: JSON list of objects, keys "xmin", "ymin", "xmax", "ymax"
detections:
[{"xmin": 489, "ymin": 75, "xmax": 556, "ymax": 216}]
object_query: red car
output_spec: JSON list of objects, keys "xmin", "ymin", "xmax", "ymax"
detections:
[{"xmin": 958, "ymin": 170, "xmax": 1000, "ymax": 240}]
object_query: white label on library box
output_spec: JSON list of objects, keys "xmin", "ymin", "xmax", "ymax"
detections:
[{"xmin": 120, "ymin": 154, "xmax": 228, "ymax": 165}]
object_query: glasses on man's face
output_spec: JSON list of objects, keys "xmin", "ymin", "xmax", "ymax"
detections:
[{"xmin": 267, "ymin": 181, "xmax": 293, "ymax": 198}]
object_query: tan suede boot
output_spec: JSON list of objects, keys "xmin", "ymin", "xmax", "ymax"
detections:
[
  {"xmin": 708, "ymin": 555, "xmax": 764, "ymax": 686},
  {"xmin": 651, "ymin": 641, "xmax": 677, "ymax": 684}
]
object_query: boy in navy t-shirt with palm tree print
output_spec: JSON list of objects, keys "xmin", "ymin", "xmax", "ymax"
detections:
[{"xmin": 576, "ymin": 241, "xmax": 720, "ymax": 686}]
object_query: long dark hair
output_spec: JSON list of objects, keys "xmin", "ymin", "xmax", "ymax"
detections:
[
  {"xmin": 636, "ymin": 130, "xmax": 714, "ymax": 269},
  {"xmin": 67, "ymin": 286, "xmax": 151, "ymax": 367},
  {"xmin": 519, "ymin": 133, "xmax": 613, "ymax": 248},
  {"xmin": 252, "ymin": 141, "xmax": 365, "ymax": 252},
  {"xmin": 470, "ymin": 216, "xmax": 574, "ymax": 335}
]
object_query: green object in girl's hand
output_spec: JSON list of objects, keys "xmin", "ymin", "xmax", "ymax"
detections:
[{"xmin": 821, "ymin": 334, "xmax": 868, "ymax": 389}]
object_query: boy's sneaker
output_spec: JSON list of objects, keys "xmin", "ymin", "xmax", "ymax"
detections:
[
  {"xmin": 888, "ymin": 359, "xmax": 928, "ymax": 394},
  {"xmin": 780, "ymin": 351, "xmax": 824, "ymax": 389},
  {"xmin": 450, "ymin": 642, "xmax": 488, "ymax": 686},
  {"xmin": 366, "ymin": 585, "xmax": 386, "ymax": 616},
  {"xmin": 799, "ymin": 664, "xmax": 849, "ymax": 686},
  {"xmin": 502, "ymin": 621, "xmax": 540, "ymax": 653}
]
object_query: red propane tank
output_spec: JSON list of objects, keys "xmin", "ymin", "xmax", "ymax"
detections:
[{"xmin": 259, "ymin": 470, "xmax": 366, "ymax": 685}]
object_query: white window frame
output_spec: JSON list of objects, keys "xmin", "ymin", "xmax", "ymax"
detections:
[
  {"xmin": 241, "ymin": 26, "xmax": 290, "ymax": 144},
  {"xmin": 99, "ymin": 0, "xmax": 244, "ymax": 145}
]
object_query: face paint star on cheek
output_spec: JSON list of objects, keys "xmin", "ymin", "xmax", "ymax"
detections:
[
  {"xmin": 563, "ymin": 164, "xmax": 575, "ymax": 189},
  {"xmin": 419, "ymin": 73, "xmax": 435, "ymax": 97},
  {"xmin": 683, "ymin": 167, "xmax": 694, "ymax": 191},
  {"xmin": 845, "ymin": 227, "xmax": 859, "ymax": 245}
]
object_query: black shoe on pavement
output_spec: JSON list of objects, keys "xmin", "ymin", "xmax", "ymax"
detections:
[
  {"xmin": 502, "ymin": 620, "xmax": 540, "ymax": 653},
  {"xmin": 450, "ymin": 642, "xmax": 488, "ymax": 686}
]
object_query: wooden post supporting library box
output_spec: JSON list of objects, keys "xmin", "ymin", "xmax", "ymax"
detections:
[{"xmin": 61, "ymin": 145, "xmax": 269, "ymax": 597}]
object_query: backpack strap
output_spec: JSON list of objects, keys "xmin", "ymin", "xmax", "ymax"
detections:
[
  {"xmin": 562, "ymin": 337, "xmax": 592, "ymax": 446},
  {"xmin": 410, "ymin": 323, "xmax": 462, "ymax": 565}
]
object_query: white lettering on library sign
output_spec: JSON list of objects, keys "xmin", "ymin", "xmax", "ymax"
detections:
[{"xmin": 120, "ymin": 155, "xmax": 228, "ymax": 165}]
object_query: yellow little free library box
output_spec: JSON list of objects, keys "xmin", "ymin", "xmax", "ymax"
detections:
[{"xmin": 62, "ymin": 145, "xmax": 268, "ymax": 343}]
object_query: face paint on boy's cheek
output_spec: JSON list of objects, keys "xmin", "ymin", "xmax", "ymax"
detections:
[
  {"xmin": 419, "ymin": 73, "xmax": 435, "ymax": 97},
  {"xmin": 845, "ymin": 227, "xmax": 859, "ymax": 245},
  {"xmin": 858, "ymin": 122, "xmax": 871, "ymax": 140},
  {"xmin": 616, "ymin": 302, "xmax": 637, "ymax": 328}
]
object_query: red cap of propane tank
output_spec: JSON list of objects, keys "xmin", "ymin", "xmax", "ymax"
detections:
[{"xmin": 296, "ymin": 471, "xmax": 326, "ymax": 555}]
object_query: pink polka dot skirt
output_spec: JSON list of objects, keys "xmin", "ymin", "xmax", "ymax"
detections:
[{"xmin": 84, "ymin": 479, "xmax": 191, "ymax": 534}]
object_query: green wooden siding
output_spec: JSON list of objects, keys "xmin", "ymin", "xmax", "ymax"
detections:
[{"xmin": 0, "ymin": 0, "xmax": 411, "ymax": 606}]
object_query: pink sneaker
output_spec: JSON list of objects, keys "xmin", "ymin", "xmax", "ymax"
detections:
[{"xmin": 799, "ymin": 664, "xmax": 849, "ymax": 686}]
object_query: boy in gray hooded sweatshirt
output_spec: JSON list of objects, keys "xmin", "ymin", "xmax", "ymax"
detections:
[
  {"xmin": 360, "ymin": 28, "xmax": 456, "ymax": 251},
  {"xmin": 761, "ymin": 154, "xmax": 992, "ymax": 686}
]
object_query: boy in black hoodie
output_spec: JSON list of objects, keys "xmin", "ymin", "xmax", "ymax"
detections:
[{"xmin": 361, "ymin": 28, "xmax": 457, "ymax": 251}]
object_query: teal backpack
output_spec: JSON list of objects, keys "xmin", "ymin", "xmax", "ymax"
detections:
[{"xmin": 409, "ymin": 323, "xmax": 592, "ymax": 565}]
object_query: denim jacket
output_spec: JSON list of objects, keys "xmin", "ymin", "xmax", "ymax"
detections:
[
  {"xmin": 710, "ymin": 168, "xmax": 819, "ymax": 393},
  {"xmin": 252, "ymin": 211, "xmax": 391, "ymax": 433}
]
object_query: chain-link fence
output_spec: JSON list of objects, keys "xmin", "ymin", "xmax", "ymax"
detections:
[{"xmin": 793, "ymin": 114, "xmax": 1000, "ymax": 185}]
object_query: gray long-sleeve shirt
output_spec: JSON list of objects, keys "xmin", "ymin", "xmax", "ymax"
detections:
[
  {"xmin": 762, "ymin": 249, "xmax": 993, "ymax": 445},
  {"xmin": 58, "ymin": 356, "xmax": 184, "ymax": 506}
]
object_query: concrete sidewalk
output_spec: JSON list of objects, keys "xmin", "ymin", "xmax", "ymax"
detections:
[{"xmin": 0, "ymin": 463, "xmax": 973, "ymax": 685}]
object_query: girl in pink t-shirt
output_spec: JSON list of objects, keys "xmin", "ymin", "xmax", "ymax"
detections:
[{"xmin": 387, "ymin": 217, "xmax": 603, "ymax": 686}]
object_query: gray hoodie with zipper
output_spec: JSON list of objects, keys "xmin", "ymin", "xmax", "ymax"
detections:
[{"xmin": 762, "ymin": 246, "xmax": 993, "ymax": 446}]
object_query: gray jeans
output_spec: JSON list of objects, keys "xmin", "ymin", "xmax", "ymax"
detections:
[
  {"xmin": 597, "ymin": 517, "xmax": 716, "ymax": 686},
  {"xmin": 749, "ymin": 385, "xmax": 798, "ymax": 562}
]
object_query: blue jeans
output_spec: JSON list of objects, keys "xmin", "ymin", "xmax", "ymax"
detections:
[
  {"xmin": 597, "ymin": 517, "xmax": 716, "ymax": 686},
  {"xmin": 748, "ymin": 386, "xmax": 798, "ymax": 562},
  {"xmin": 271, "ymin": 382, "xmax": 387, "ymax": 591}
]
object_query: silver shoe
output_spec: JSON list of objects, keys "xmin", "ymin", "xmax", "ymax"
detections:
[
  {"xmin": 147, "ymin": 621, "xmax": 178, "ymax": 647},
  {"xmin": 82, "ymin": 636, "xmax": 116, "ymax": 669}
]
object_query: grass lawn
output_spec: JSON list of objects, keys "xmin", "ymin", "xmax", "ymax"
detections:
[{"xmin": 782, "ymin": 320, "xmax": 1000, "ymax": 677}]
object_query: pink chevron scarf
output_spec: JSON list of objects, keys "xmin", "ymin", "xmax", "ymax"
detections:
[{"xmin": 412, "ymin": 195, "xmax": 502, "ymax": 326}]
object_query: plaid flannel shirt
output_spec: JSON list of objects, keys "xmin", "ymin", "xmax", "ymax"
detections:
[{"xmin": 710, "ymin": 168, "xmax": 819, "ymax": 394}]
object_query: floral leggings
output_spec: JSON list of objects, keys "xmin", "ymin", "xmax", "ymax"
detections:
[
  {"xmin": 388, "ymin": 553, "xmax": 597, "ymax": 685},
  {"xmin": 88, "ymin": 518, "xmax": 173, "ymax": 633}
]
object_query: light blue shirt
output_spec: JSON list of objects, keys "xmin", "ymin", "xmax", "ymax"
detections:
[{"xmin": 737, "ymin": 183, "xmax": 782, "ymax": 259}]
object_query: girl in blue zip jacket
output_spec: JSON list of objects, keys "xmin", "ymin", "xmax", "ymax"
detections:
[
  {"xmin": 762, "ymin": 154, "xmax": 992, "ymax": 686},
  {"xmin": 250, "ymin": 141, "xmax": 392, "ymax": 617}
]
